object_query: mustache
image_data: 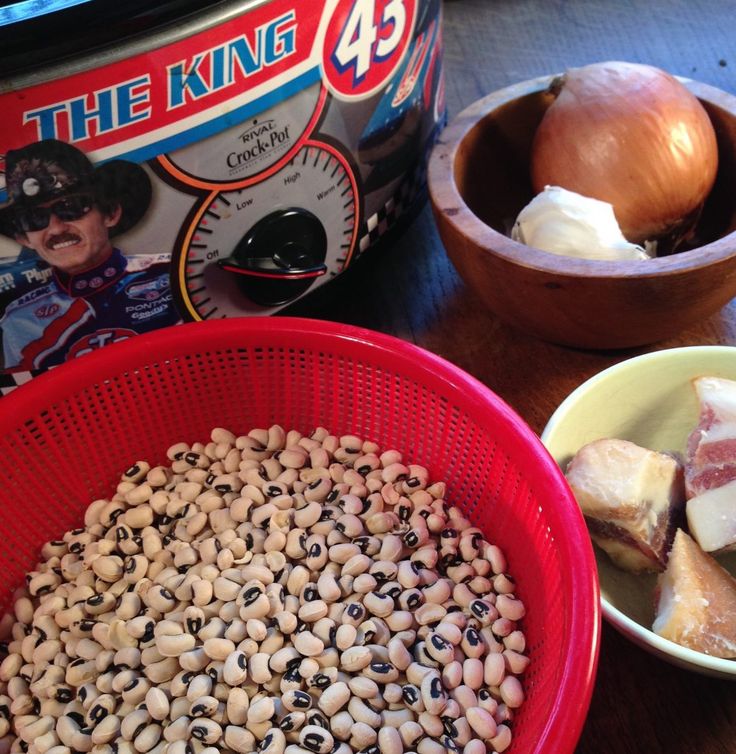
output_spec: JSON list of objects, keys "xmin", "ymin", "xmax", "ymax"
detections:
[{"xmin": 46, "ymin": 232, "xmax": 81, "ymax": 248}]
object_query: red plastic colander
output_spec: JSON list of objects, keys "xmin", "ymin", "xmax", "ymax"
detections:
[{"xmin": 0, "ymin": 317, "xmax": 600, "ymax": 753}]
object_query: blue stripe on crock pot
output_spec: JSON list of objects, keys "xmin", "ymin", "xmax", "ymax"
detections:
[{"xmin": 0, "ymin": 0, "xmax": 92, "ymax": 26}]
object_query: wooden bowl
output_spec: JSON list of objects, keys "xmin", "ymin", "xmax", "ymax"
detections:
[{"xmin": 428, "ymin": 74, "xmax": 736, "ymax": 349}]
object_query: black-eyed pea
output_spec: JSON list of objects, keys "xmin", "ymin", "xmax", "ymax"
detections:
[
  {"xmin": 380, "ymin": 708, "xmax": 414, "ymax": 729},
  {"xmin": 29, "ymin": 572, "xmax": 61, "ymax": 599},
  {"xmin": 462, "ymin": 658, "xmax": 485, "ymax": 690},
  {"xmin": 142, "ymin": 657, "xmax": 179, "ymax": 684},
  {"xmin": 424, "ymin": 632, "xmax": 455, "ymax": 665},
  {"xmin": 63, "ymin": 659, "xmax": 97, "ymax": 688},
  {"xmin": 314, "ymin": 573, "xmax": 341, "ymax": 604},
  {"xmin": 417, "ymin": 711, "xmax": 444, "ymax": 739},
  {"xmin": 280, "ymin": 710, "xmax": 307, "ymax": 734},
  {"xmin": 361, "ymin": 592, "xmax": 392, "ymax": 619},
  {"xmin": 481, "ymin": 543, "xmax": 507, "ymax": 575},
  {"xmin": 338, "ymin": 645, "xmax": 371, "ymax": 672},
  {"xmin": 191, "ymin": 580, "xmax": 214, "ymax": 607},
  {"xmin": 119, "ymin": 708, "xmax": 151, "ymax": 742},
  {"xmin": 220, "ymin": 650, "xmax": 246, "ymax": 687},
  {"xmin": 121, "ymin": 677, "xmax": 150, "ymax": 706},
  {"xmin": 246, "ymin": 652, "xmax": 270, "ymax": 685},
  {"xmin": 494, "ymin": 702, "xmax": 514, "ymax": 727},
  {"xmin": 144, "ymin": 586, "xmax": 176, "ymax": 614},
  {"xmin": 498, "ymin": 675, "xmax": 524, "ymax": 709},
  {"xmin": 17, "ymin": 713, "xmax": 55, "ymax": 744},
  {"xmin": 88, "ymin": 713, "xmax": 121, "ymax": 745},
  {"xmin": 416, "ymin": 738, "xmax": 445, "ymax": 754},
  {"xmin": 223, "ymin": 687, "xmax": 249, "ymax": 727},
  {"xmin": 299, "ymin": 725, "xmax": 334, "ymax": 754},
  {"xmin": 348, "ymin": 721, "xmax": 377, "ymax": 749},
  {"xmin": 298, "ymin": 601, "xmax": 328, "ymax": 624},
  {"xmin": 155, "ymin": 633, "xmax": 195, "ymax": 658},
  {"xmin": 450, "ymin": 684, "xmax": 478, "ymax": 714},
  {"xmin": 333, "ymin": 624, "xmax": 356, "ymax": 652},
  {"xmin": 380, "ymin": 682, "xmax": 402, "ymax": 705},
  {"xmin": 346, "ymin": 697, "xmax": 381, "ymax": 729},
  {"xmin": 336, "ymin": 513, "xmax": 366, "ymax": 539},
  {"xmin": 140, "ymin": 688, "xmax": 168, "ymax": 722},
  {"xmin": 398, "ymin": 720, "xmax": 423, "ymax": 749},
  {"xmin": 414, "ymin": 604, "xmax": 446, "ymax": 628},
  {"xmin": 292, "ymin": 632, "xmax": 324, "ymax": 658},
  {"xmin": 247, "ymin": 696, "xmax": 275, "ymax": 724},
  {"xmin": 201, "ymin": 637, "xmax": 233, "ymax": 662},
  {"xmin": 439, "ymin": 661, "xmax": 463, "ymax": 691},
  {"xmin": 341, "ymin": 554, "xmax": 373, "ymax": 580},
  {"xmin": 502, "ymin": 649, "xmax": 530, "ymax": 676},
  {"xmin": 32, "ymin": 639, "xmax": 63, "ymax": 666},
  {"xmin": 491, "ymin": 618, "xmax": 515, "ymax": 639},
  {"xmin": 222, "ymin": 725, "xmax": 256, "ymax": 754},
  {"xmin": 109, "ymin": 669, "xmax": 138, "ymax": 696},
  {"xmin": 132, "ymin": 723, "xmax": 162, "ymax": 753},
  {"xmin": 157, "ymin": 713, "xmax": 188, "ymax": 744},
  {"xmin": 239, "ymin": 592, "xmax": 271, "ymax": 621},
  {"xmin": 314, "ymin": 680, "xmax": 349, "ymax": 717},
  {"xmin": 477, "ymin": 688, "xmax": 499, "ymax": 716},
  {"xmin": 346, "ymin": 676, "xmax": 378, "ymax": 700},
  {"xmin": 189, "ymin": 695, "xmax": 218, "ymax": 718},
  {"xmin": 466, "ymin": 706, "xmax": 497, "ymax": 740},
  {"xmin": 495, "ymin": 594, "xmax": 526, "ymax": 622},
  {"xmin": 296, "ymin": 658, "xmax": 319, "ymax": 681},
  {"xmin": 410, "ymin": 546, "xmax": 438, "ymax": 571},
  {"xmin": 351, "ymin": 574, "xmax": 376, "ymax": 595},
  {"xmin": 362, "ymin": 661, "xmax": 399, "ymax": 684},
  {"xmin": 419, "ymin": 671, "xmax": 448, "ymax": 716},
  {"xmin": 459, "ymin": 627, "xmax": 484, "ymax": 659},
  {"xmin": 465, "ymin": 576, "xmax": 491, "ymax": 596},
  {"xmin": 165, "ymin": 739, "xmax": 189, "ymax": 754},
  {"xmin": 267, "ymin": 611, "xmax": 294, "ymax": 636},
  {"xmin": 488, "ymin": 723, "xmax": 512, "ymax": 753},
  {"xmin": 500, "ymin": 630, "xmax": 525, "ymax": 655},
  {"xmin": 467, "ymin": 599, "xmax": 497, "ymax": 627},
  {"xmin": 188, "ymin": 718, "xmax": 222, "ymax": 745}
]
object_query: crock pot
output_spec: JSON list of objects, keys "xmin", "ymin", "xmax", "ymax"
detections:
[{"xmin": 0, "ymin": 0, "xmax": 445, "ymax": 390}]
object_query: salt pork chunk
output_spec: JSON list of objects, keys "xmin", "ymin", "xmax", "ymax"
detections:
[
  {"xmin": 685, "ymin": 376, "xmax": 736, "ymax": 498},
  {"xmin": 653, "ymin": 529, "xmax": 736, "ymax": 658},
  {"xmin": 565, "ymin": 438, "xmax": 685, "ymax": 573},
  {"xmin": 686, "ymin": 479, "xmax": 736, "ymax": 553}
]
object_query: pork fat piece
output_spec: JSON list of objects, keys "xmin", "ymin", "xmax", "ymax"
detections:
[
  {"xmin": 565, "ymin": 438, "xmax": 685, "ymax": 573},
  {"xmin": 685, "ymin": 375, "xmax": 736, "ymax": 498},
  {"xmin": 652, "ymin": 529, "xmax": 736, "ymax": 658},
  {"xmin": 684, "ymin": 376, "xmax": 736, "ymax": 552}
]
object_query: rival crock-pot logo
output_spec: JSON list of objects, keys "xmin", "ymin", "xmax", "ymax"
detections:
[{"xmin": 227, "ymin": 118, "xmax": 293, "ymax": 171}]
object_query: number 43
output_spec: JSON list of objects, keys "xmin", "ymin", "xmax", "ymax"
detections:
[{"xmin": 333, "ymin": 0, "xmax": 408, "ymax": 84}]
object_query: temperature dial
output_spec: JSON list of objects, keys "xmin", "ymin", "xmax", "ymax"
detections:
[
  {"xmin": 173, "ymin": 142, "xmax": 360, "ymax": 319},
  {"xmin": 219, "ymin": 208, "xmax": 328, "ymax": 306}
]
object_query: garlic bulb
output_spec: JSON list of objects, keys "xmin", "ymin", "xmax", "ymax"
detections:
[{"xmin": 511, "ymin": 185, "xmax": 651, "ymax": 261}]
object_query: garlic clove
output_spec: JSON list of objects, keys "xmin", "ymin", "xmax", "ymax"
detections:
[{"xmin": 511, "ymin": 185, "xmax": 651, "ymax": 261}]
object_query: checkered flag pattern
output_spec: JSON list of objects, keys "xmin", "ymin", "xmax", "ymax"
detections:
[
  {"xmin": 0, "ymin": 368, "xmax": 48, "ymax": 396},
  {"xmin": 357, "ymin": 146, "xmax": 431, "ymax": 254}
]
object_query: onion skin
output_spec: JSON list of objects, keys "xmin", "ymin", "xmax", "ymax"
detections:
[{"xmin": 530, "ymin": 61, "xmax": 719, "ymax": 247}]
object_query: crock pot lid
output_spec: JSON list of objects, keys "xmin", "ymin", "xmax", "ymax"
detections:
[{"xmin": 0, "ymin": 0, "xmax": 228, "ymax": 75}]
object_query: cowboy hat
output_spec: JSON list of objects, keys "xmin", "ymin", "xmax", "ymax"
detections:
[{"xmin": 0, "ymin": 139, "xmax": 151, "ymax": 238}]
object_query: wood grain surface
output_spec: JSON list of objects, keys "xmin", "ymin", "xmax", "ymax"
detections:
[{"xmin": 287, "ymin": 1, "xmax": 736, "ymax": 750}]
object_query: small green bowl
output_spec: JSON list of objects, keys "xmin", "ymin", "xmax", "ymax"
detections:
[{"xmin": 542, "ymin": 346, "xmax": 736, "ymax": 679}]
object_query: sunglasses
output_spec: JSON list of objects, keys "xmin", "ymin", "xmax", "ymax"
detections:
[{"xmin": 13, "ymin": 194, "xmax": 95, "ymax": 233}]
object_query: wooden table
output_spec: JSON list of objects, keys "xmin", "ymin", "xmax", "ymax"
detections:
[{"xmin": 290, "ymin": 0, "xmax": 736, "ymax": 751}]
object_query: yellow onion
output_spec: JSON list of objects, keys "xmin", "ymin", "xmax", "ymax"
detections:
[{"xmin": 530, "ymin": 61, "xmax": 719, "ymax": 248}]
